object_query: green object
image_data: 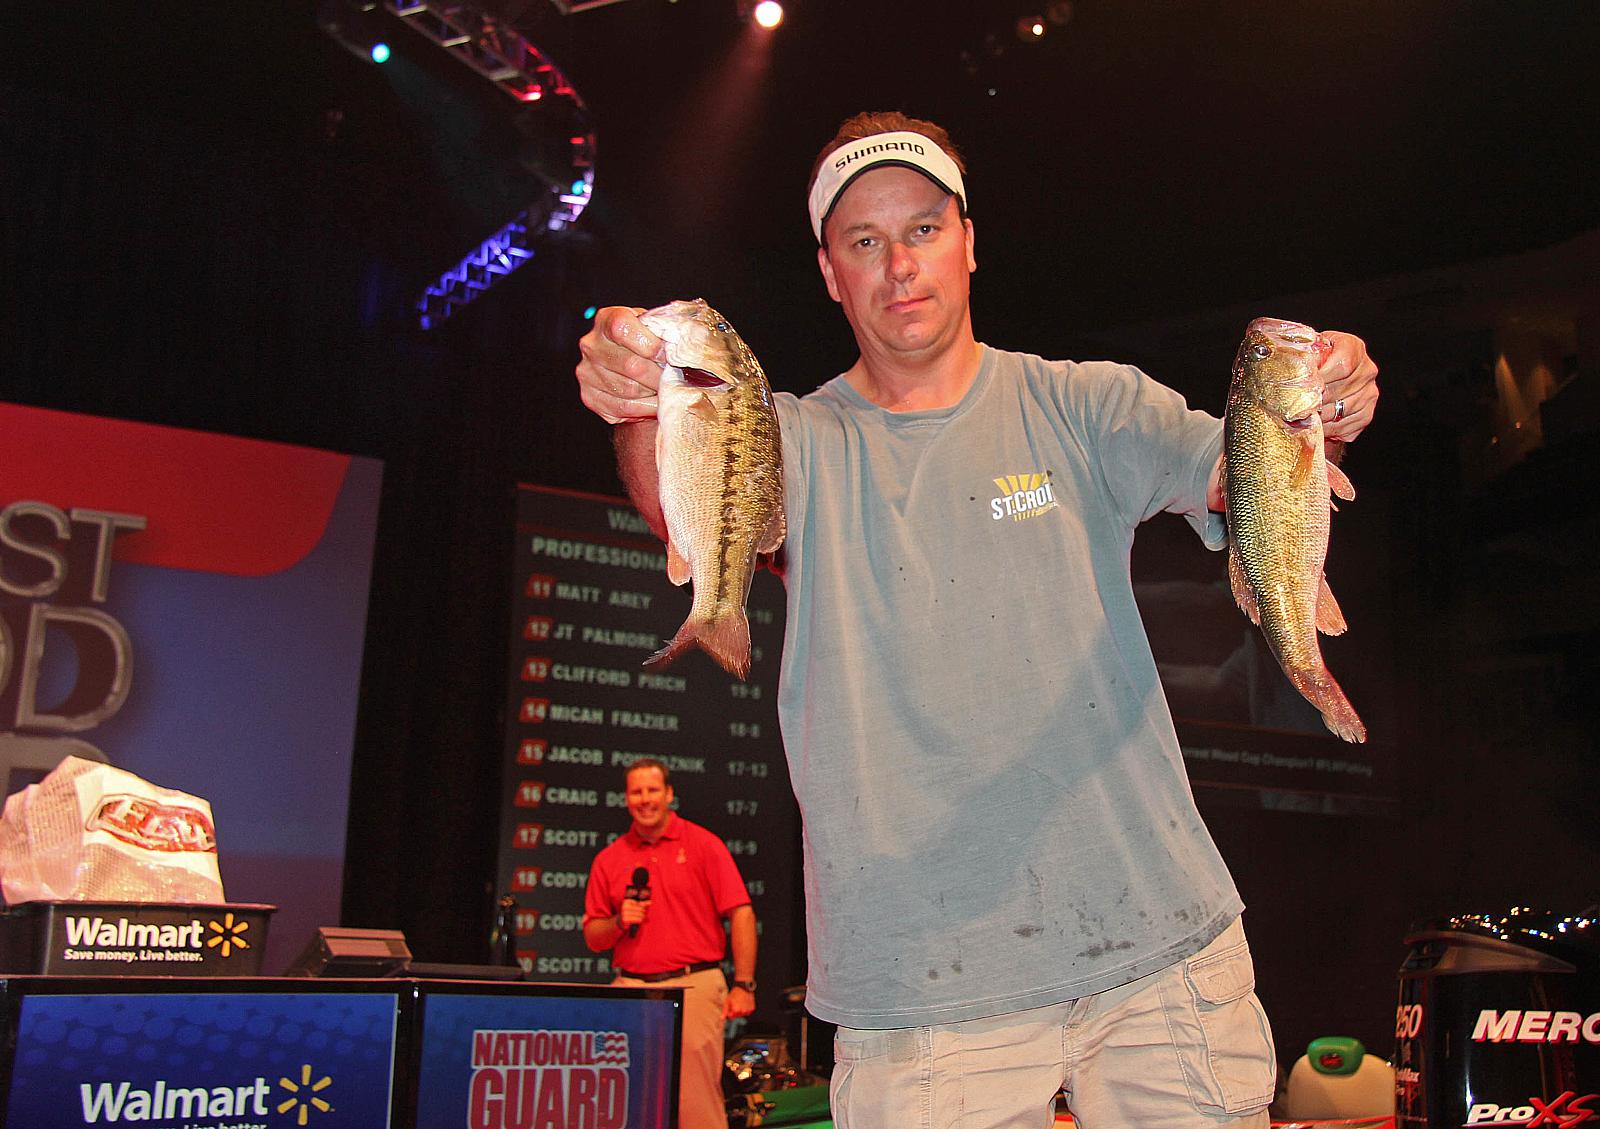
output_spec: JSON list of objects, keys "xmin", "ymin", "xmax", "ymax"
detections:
[
  {"xmin": 1307, "ymin": 1035, "xmax": 1365, "ymax": 1075},
  {"xmin": 759, "ymin": 1083, "xmax": 833, "ymax": 1126}
]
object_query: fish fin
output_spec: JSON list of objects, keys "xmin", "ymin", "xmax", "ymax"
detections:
[
  {"xmin": 1289, "ymin": 432, "xmax": 1317, "ymax": 491},
  {"xmin": 665, "ymin": 538, "xmax": 691, "ymax": 586},
  {"xmin": 642, "ymin": 625, "xmax": 695, "ymax": 672},
  {"xmin": 697, "ymin": 607, "xmax": 753, "ymax": 679},
  {"xmin": 1316, "ymin": 574, "xmax": 1349, "ymax": 636},
  {"xmin": 1285, "ymin": 666, "xmax": 1367, "ymax": 743},
  {"xmin": 643, "ymin": 609, "xmax": 752, "ymax": 679},
  {"xmin": 757, "ymin": 502, "xmax": 787, "ymax": 555},
  {"xmin": 761, "ymin": 545, "xmax": 788, "ymax": 582},
  {"xmin": 1227, "ymin": 546, "xmax": 1261, "ymax": 626},
  {"xmin": 1324, "ymin": 709, "xmax": 1367, "ymax": 744},
  {"xmin": 686, "ymin": 392, "xmax": 720, "ymax": 424},
  {"xmin": 1327, "ymin": 459, "xmax": 1356, "ymax": 502}
]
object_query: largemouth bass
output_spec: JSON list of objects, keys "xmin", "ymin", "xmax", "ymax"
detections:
[
  {"xmin": 638, "ymin": 299, "xmax": 785, "ymax": 679},
  {"xmin": 1223, "ymin": 317, "xmax": 1366, "ymax": 742}
]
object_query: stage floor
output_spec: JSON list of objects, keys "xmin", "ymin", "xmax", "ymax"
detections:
[{"xmin": 748, "ymin": 1084, "xmax": 1395, "ymax": 1129}]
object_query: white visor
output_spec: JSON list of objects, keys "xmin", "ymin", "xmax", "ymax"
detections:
[{"xmin": 807, "ymin": 130, "xmax": 967, "ymax": 244}]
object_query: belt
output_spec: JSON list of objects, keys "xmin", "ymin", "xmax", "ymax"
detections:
[{"xmin": 615, "ymin": 960, "xmax": 721, "ymax": 982}]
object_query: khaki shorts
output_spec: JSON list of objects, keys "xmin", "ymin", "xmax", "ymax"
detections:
[{"xmin": 830, "ymin": 917, "xmax": 1275, "ymax": 1129}]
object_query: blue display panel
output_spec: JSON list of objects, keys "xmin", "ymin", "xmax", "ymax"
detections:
[
  {"xmin": 415, "ymin": 990, "xmax": 679, "ymax": 1129},
  {"xmin": 5, "ymin": 991, "xmax": 398, "ymax": 1128}
]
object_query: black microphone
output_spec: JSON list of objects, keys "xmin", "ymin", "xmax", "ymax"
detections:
[{"xmin": 626, "ymin": 866, "xmax": 650, "ymax": 937}]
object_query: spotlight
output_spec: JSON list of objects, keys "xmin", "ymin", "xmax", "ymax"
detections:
[
  {"xmin": 1016, "ymin": 15, "xmax": 1046, "ymax": 41},
  {"xmin": 753, "ymin": 1, "xmax": 783, "ymax": 28},
  {"xmin": 317, "ymin": 1, "xmax": 391, "ymax": 65}
]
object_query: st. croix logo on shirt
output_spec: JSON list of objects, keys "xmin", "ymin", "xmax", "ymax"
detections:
[{"xmin": 989, "ymin": 472, "xmax": 1058, "ymax": 522}]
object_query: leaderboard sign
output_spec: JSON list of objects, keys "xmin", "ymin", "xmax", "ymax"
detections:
[{"xmin": 500, "ymin": 486, "xmax": 791, "ymax": 1007}]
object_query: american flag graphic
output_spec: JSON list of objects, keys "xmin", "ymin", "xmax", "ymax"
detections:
[{"xmin": 593, "ymin": 1032, "xmax": 630, "ymax": 1066}]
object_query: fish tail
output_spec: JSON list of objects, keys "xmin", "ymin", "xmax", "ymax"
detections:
[
  {"xmin": 1319, "ymin": 697, "xmax": 1367, "ymax": 744},
  {"xmin": 1288, "ymin": 665, "xmax": 1367, "ymax": 743},
  {"xmin": 697, "ymin": 605, "xmax": 753, "ymax": 679},
  {"xmin": 643, "ymin": 606, "xmax": 752, "ymax": 679},
  {"xmin": 642, "ymin": 626, "xmax": 697, "ymax": 673}
]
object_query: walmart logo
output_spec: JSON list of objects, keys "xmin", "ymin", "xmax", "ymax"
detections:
[
  {"xmin": 205, "ymin": 911, "xmax": 252, "ymax": 958},
  {"xmin": 277, "ymin": 1063, "xmax": 335, "ymax": 1125},
  {"xmin": 79, "ymin": 1063, "xmax": 336, "ymax": 1124},
  {"xmin": 989, "ymin": 472, "xmax": 1058, "ymax": 521}
]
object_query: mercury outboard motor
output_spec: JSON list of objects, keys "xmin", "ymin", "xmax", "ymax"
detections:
[{"xmin": 1396, "ymin": 907, "xmax": 1600, "ymax": 1127}]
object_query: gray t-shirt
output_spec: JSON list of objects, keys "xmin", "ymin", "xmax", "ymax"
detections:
[{"xmin": 772, "ymin": 344, "xmax": 1243, "ymax": 1029}]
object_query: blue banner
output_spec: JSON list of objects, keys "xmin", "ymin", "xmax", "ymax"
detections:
[
  {"xmin": 415, "ymin": 992, "xmax": 679, "ymax": 1129},
  {"xmin": 5, "ymin": 991, "xmax": 398, "ymax": 1128}
]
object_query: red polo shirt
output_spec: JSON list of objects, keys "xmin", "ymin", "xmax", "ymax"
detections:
[{"xmin": 584, "ymin": 814, "xmax": 751, "ymax": 974}]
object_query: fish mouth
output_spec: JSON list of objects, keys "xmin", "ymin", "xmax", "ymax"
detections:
[
  {"xmin": 641, "ymin": 300, "xmax": 716, "ymax": 351},
  {"xmin": 683, "ymin": 367, "xmax": 727, "ymax": 388},
  {"xmin": 644, "ymin": 298, "xmax": 710, "ymax": 322},
  {"xmin": 1249, "ymin": 317, "xmax": 1318, "ymax": 350},
  {"xmin": 641, "ymin": 298, "xmax": 749, "ymax": 385}
]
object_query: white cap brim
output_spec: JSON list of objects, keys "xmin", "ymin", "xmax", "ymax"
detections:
[{"xmin": 807, "ymin": 130, "xmax": 967, "ymax": 243}]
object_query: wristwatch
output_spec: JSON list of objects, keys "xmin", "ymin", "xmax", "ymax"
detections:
[{"xmin": 732, "ymin": 979, "xmax": 757, "ymax": 992}]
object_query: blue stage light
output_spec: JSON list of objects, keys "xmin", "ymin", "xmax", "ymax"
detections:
[{"xmin": 370, "ymin": 42, "xmax": 391, "ymax": 63}]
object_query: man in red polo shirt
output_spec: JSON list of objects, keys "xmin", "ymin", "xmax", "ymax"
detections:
[{"xmin": 583, "ymin": 757, "xmax": 757, "ymax": 1129}]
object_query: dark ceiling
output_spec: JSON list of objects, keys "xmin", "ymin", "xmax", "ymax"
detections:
[
  {"xmin": 533, "ymin": 0, "xmax": 1600, "ymax": 381},
  {"xmin": 6, "ymin": 0, "xmax": 1595, "ymax": 397}
]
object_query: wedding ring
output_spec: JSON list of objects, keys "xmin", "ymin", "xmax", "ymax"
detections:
[{"xmin": 1333, "ymin": 398, "xmax": 1346, "ymax": 422}]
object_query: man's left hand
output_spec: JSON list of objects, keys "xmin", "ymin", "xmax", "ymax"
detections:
[
  {"xmin": 1318, "ymin": 330, "xmax": 1380, "ymax": 444},
  {"xmin": 724, "ymin": 986, "xmax": 756, "ymax": 1019}
]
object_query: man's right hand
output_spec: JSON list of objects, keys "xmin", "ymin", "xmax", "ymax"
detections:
[
  {"xmin": 618, "ymin": 896, "xmax": 649, "ymax": 931},
  {"xmin": 576, "ymin": 306, "xmax": 667, "ymax": 424}
]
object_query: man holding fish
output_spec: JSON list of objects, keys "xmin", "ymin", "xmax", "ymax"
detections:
[{"xmin": 575, "ymin": 112, "xmax": 1379, "ymax": 1128}]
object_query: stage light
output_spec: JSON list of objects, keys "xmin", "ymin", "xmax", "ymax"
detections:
[
  {"xmin": 753, "ymin": 1, "xmax": 783, "ymax": 28},
  {"xmin": 317, "ymin": 0, "xmax": 392, "ymax": 65},
  {"xmin": 583, "ymin": 306, "xmax": 598, "ymax": 320},
  {"xmin": 1016, "ymin": 15, "xmax": 1045, "ymax": 41},
  {"xmin": 393, "ymin": 1, "xmax": 597, "ymax": 329}
]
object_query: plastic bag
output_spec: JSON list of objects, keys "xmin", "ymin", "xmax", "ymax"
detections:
[{"xmin": 0, "ymin": 755, "xmax": 224, "ymax": 903}]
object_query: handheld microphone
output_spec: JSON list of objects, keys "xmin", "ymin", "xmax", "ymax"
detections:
[{"xmin": 626, "ymin": 866, "xmax": 650, "ymax": 937}]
